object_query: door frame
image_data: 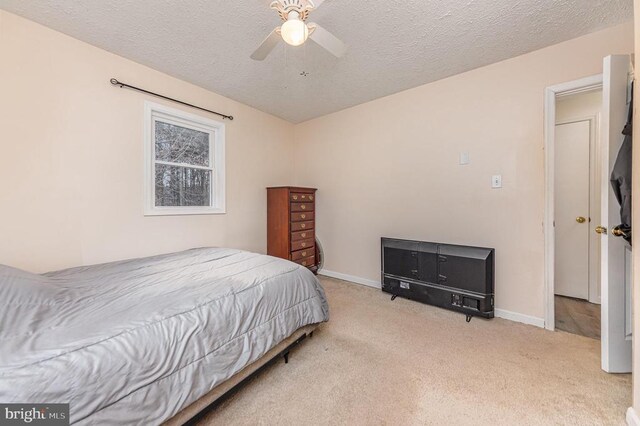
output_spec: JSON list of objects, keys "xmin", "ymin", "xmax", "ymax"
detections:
[{"xmin": 544, "ymin": 74, "xmax": 603, "ymax": 331}]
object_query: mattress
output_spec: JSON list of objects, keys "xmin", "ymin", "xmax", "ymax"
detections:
[{"xmin": 0, "ymin": 248, "xmax": 329, "ymax": 425}]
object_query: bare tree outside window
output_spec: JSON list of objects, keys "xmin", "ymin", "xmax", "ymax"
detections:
[
  {"xmin": 154, "ymin": 121, "xmax": 212, "ymax": 207},
  {"xmin": 145, "ymin": 103, "xmax": 225, "ymax": 216}
]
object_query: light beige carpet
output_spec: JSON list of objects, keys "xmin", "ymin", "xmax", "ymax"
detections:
[{"xmin": 197, "ymin": 277, "xmax": 631, "ymax": 425}]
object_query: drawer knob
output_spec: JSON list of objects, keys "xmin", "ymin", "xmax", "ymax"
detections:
[
  {"xmin": 301, "ymin": 251, "xmax": 307, "ymax": 256},
  {"xmin": 309, "ymin": 195, "xmax": 314, "ymax": 201},
  {"xmin": 301, "ymin": 224, "xmax": 306, "ymax": 229},
  {"xmin": 302, "ymin": 261, "xmax": 307, "ymax": 266},
  {"xmin": 301, "ymin": 205, "xmax": 306, "ymax": 210},
  {"xmin": 301, "ymin": 242, "xmax": 307, "ymax": 247},
  {"xmin": 301, "ymin": 233, "xmax": 306, "ymax": 238},
  {"xmin": 293, "ymin": 195, "xmax": 298, "ymax": 200},
  {"xmin": 301, "ymin": 214, "xmax": 306, "ymax": 219}
]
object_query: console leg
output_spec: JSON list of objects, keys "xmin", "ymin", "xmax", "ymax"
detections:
[
  {"xmin": 284, "ymin": 352, "xmax": 289, "ymax": 364},
  {"xmin": 466, "ymin": 315, "xmax": 472, "ymax": 323},
  {"xmin": 391, "ymin": 295, "xmax": 397, "ymax": 301}
]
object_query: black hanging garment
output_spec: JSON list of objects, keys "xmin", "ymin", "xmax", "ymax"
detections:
[{"xmin": 610, "ymin": 84, "xmax": 633, "ymax": 244}]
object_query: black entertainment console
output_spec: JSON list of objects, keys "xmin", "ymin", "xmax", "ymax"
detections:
[{"xmin": 381, "ymin": 238, "xmax": 495, "ymax": 321}]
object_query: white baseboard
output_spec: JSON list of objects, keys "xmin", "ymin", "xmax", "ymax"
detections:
[
  {"xmin": 318, "ymin": 269, "xmax": 545, "ymax": 328},
  {"xmin": 627, "ymin": 407, "xmax": 640, "ymax": 426},
  {"xmin": 319, "ymin": 269, "xmax": 380, "ymax": 289},
  {"xmin": 494, "ymin": 308, "xmax": 545, "ymax": 328}
]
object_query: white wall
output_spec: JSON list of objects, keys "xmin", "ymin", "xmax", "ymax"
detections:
[
  {"xmin": 0, "ymin": 11, "xmax": 295, "ymax": 273},
  {"xmin": 292, "ymin": 23, "xmax": 634, "ymax": 321}
]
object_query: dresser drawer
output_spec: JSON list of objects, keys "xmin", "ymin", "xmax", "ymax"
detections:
[
  {"xmin": 291, "ymin": 238, "xmax": 314, "ymax": 251},
  {"xmin": 290, "ymin": 202, "xmax": 314, "ymax": 212},
  {"xmin": 291, "ymin": 230, "xmax": 313, "ymax": 242},
  {"xmin": 291, "ymin": 221, "xmax": 314, "ymax": 232},
  {"xmin": 291, "ymin": 212, "xmax": 314, "ymax": 222},
  {"xmin": 291, "ymin": 247, "xmax": 315, "ymax": 261},
  {"xmin": 290, "ymin": 193, "xmax": 315, "ymax": 202},
  {"xmin": 294, "ymin": 256, "xmax": 316, "ymax": 267}
]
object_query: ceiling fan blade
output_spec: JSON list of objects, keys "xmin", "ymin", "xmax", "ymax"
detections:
[
  {"xmin": 309, "ymin": 0, "xmax": 325, "ymax": 9},
  {"xmin": 250, "ymin": 28, "xmax": 281, "ymax": 61},
  {"xmin": 308, "ymin": 23, "xmax": 346, "ymax": 58}
]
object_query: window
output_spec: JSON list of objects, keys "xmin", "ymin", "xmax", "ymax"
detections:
[{"xmin": 144, "ymin": 102, "xmax": 225, "ymax": 215}]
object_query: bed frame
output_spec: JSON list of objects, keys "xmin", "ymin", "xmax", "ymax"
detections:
[{"xmin": 164, "ymin": 324, "xmax": 318, "ymax": 425}]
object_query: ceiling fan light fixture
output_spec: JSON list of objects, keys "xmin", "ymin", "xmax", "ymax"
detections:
[
  {"xmin": 280, "ymin": 12, "xmax": 308, "ymax": 46},
  {"xmin": 251, "ymin": 0, "xmax": 345, "ymax": 61}
]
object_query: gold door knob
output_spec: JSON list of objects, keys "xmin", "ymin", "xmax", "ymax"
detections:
[
  {"xmin": 595, "ymin": 226, "xmax": 607, "ymax": 235},
  {"xmin": 612, "ymin": 227, "xmax": 626, "ymax": 237},
  {"xmin": 576, "ymin": 216, "xmax": 586, "ymax": 224}
]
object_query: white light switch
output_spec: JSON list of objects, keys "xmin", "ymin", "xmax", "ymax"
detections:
[
  {"xmin": 459, "ymin": 152, "xmax": 470, "ymax": 165},
  {"xmin": 491, "ymin": 175, "xmax": 502, "ymax": 189}
]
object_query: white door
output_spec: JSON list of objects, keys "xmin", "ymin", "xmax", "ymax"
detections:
[
  {"xmin": 600, "ymin": 55, "xmax": 632, "ymax": 373},
  {"xmin": 554, "ymin": 121, "xmax": 591, "ymax": 300}
]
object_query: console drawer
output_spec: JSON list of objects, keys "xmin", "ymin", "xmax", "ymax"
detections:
[
  {"xmin": 291, "ymin": 238, "xmax": 314, "ymax": 251},
  {"xmin": 290, "ymin": 202, "xmax": 314, "ymax": 212},
  {"xmin": 291, "ymin": 248, "xmax": 315, "ymax": 261},
  {"xmin": 291, "ymin": 212, "xmax": 314, "ymax": 222},
  {"xmin": 291, "ymin": 221, "xmax": 314, "ymax": 232},
  {"xmin": 294, "ymin": 256, "xmax": 316, "ymax": 267},
  {"xmin": 290, "ymin": 193, "xmax": 315, "ymax": 202},
  {"xmin": 291, "ymin": 230, "xmax": 313, "ymax": 241}
]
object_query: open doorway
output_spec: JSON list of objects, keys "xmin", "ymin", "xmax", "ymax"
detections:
[
  {"xmin": 553, "ymin": 89, "xmax": 602, "ymax": 340},
  {"xmin": 544, "ymin": 55, "xmax": 633, "ymax": 373}
]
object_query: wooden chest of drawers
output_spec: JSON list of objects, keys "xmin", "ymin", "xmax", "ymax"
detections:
[{"xmin": 267, "ymin": 186, "xmax": 318, "ymax": 274}]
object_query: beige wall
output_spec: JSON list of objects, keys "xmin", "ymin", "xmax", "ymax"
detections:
[
  {"xmin": 293, "ymin": 23, "xmax": 634, "ymax": 321},
  {"xmin": 0, "ymin": 9, "xmax": 635, "ymax": 324},
  {"xmin": 0, "ymin": 11, "xmax": 295, "ymax": 273}
]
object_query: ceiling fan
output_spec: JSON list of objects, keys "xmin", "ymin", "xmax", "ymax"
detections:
[{"xmin": 251, "ymin": 0, "xmax": 347, "ymax": 61}]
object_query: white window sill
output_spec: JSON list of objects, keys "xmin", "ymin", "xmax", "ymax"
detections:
[{"xmin": 144, "ymin": 207, "xmax": 226, "ymax": 216}]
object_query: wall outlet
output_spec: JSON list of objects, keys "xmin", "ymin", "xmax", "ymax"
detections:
[
  {"xmin": 491, "ymin": 175, "xmax": 502, "ymax": 189},
  {"xmin": 459, "ymin": 152, "xmax": 470, "ymax": 165}
]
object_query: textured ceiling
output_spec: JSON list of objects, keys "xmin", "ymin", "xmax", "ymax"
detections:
[{"xmin": 0, "ymin": 0, "xmax": 633, "ymax": 123}]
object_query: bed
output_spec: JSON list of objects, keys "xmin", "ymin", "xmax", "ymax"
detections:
[{"xmin": 0, "ymin": 247, "xmax": 329, "ymax": 425}]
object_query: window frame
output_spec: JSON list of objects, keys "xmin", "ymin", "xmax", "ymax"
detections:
[{"xmin": 144, "ymin": 101, "xmax": 226, "ymax": 216}]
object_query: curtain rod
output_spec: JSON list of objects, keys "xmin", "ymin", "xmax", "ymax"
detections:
[{"xmin": 110, "ymin": 78, "xmax": 234, "ymax": 121}]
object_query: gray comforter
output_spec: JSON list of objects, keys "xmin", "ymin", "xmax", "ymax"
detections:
[{"xmin": 0, "ymin": 248, "xmax": 329, "ymax": 425}]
